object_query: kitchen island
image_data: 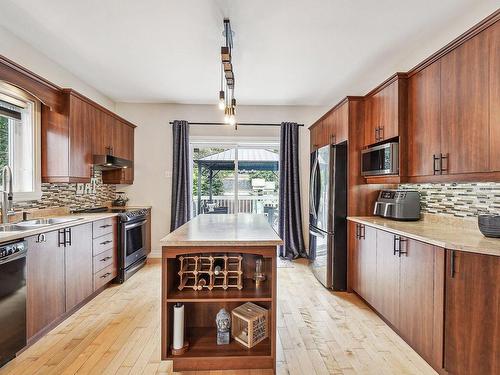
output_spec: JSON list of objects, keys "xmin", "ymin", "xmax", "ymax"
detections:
[{"xmin": 160, "ymin": 214, "xmax": 282, "ymax": 373}]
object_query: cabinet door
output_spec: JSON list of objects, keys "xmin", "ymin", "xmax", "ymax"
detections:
[
  {"xmin": 377, "ymin": 81, "xmax": 399, "ymax": 142},
  {"xmin": 68, "ymin": 95, "xmax": 93, "ymax": 179},
  {"xmin": 335, "ymin": 102, "xmax": 348, "ymax": 143},
  {"xmin": 444, "ymin": 251, "xmax": 500, "ymax": 375},
  {"xmin": 364, "ymin": 96, "xmax": 379, "ymax": 146},
  {"xmin": 490, "ymin": 21, "xmax": 500, "ymax": 171},
  {"xmin": 357, "ymin": 225, "xmax": 377, "ymax": 305},
  {"xmin": 310, "ymin": 121, "xmax": 323, "ymax": 150},
  {"xmin": 91, "ymin": 108, "xmax": 111, "ymax": 155},
  {"xmin": 374, "ymin": 230, "xmax": 400, "ymax": 327},
  {"xmin": 65, "ymin": 223, "xmax": 93, "ymax": 311},
  {"xmin": 322, "ymin": 112, "xmax": 335, "ymax": 145},
  {"xmin": 399, "ymin": 240, "xmax": 444, "ymax": 370},
  {"xmin": 26, "ymin": 231, "xmax": 65, "ymax": 338},
  {"xmin": 440, "ymin": 30, "xmax": 490, "ymax": 174},
  {"xmin": 407, "ymin": 62, "xmax": 442, "ymax": 177}
]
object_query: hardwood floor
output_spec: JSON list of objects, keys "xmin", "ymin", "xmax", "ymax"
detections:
[{"xmin": 0, "ymin": 260, "xmax": 437, "ymax": 375}]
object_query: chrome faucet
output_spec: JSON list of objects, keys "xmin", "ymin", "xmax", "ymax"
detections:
[{"xmin": 1, "ymin": 166, "xmax": 13, "ymax": 224}]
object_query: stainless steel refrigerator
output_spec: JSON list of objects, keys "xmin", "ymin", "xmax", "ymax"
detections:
[{"xmin": 309, "ymin": 142, "xmax": 347, "ymax": 290}]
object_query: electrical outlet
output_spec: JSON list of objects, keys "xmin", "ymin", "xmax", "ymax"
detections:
[
  {"xmin": 91, "ymin": 179, "xmax": 97, "ymax": 194},
  {"xmin": 76, "ymin": 183, "xmax": 85, "ymax": 195},
  {"xmin": 84, "ymin": 183, "xmax": 92, "ymax": 195}
]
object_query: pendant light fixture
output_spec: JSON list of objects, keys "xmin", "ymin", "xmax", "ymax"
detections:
[{"xmin": 218, "ymin": 19, "xmax": 237, "ymax": 127}]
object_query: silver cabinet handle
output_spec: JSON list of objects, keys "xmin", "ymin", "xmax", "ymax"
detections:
[
  {"xmin": 100, "ymin": 272, "xmax": 112, "ymax": 279},
  {"xmin": 100, "ymin": 256, "xmax": 112, "ymax": 262},
  {"xmin": 99, "ymin": 224, "xmax": 112, "ymax": 229},
  {"xmin": 100, "ymin": 240, "xmax": 112, "ymax": 245}
]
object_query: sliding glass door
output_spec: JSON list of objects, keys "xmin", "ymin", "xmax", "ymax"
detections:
[{"xmin": 191, "ymin": 142, "xmax": 279, "ymax": 230}]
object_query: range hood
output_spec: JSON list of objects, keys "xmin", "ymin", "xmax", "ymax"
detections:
[{"xmin": 93, "ymin": 154, "xmax": 133, "ymax": 170}]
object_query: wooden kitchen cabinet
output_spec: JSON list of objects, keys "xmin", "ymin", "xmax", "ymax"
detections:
[
  {"xmin": 42, "ymin": 90, "xmax": 93, "ymax": 182},
  {"xmin": 309, "ymin": 120, "xmax": 326, "ymax": 150},
  {"xmin": 440, "ymin": 30, "xmax": 490, "ymax": 175},
  {"xmin": 26, "ymin": 231, "xmax": 66, "ymax": 339},
  {"xmin": 349, "ymin": 223, "xmax": 446, "ymax": 372},
  {"xmin": 374, "ymin": 230, "xmax": 400, "ymax": 326},
  {"xmin": 444, "ymin": 250, "xmax": 500, "ymax": 375},
  {"xmin": 65, "ymin": 223, "xmax": 94, "ymax": 311},
  {"xmin": 407, "ymin": 61, "xmax": 442, "ymax": 177},
  {"xmin": 489, "ymin": 21, "xmax": 500, "ymax": 172},
  {"xmin": 399, "ymin": 239, "xmax": 444, "ymax": 370},
  {"xmin": 350, "ymin": 222, "xmax": 377, "ymax": 306},
  {"xmin": 101, "ymin": 116, "xmax": 135, "ymax": 184},
  {"xmin": 364, "ymin": 76, "xmax": 405, "ymax": 147}
]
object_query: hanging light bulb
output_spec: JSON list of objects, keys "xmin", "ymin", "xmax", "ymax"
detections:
[
  {"xmin": 224, "ymin": 106, "xmax": 230, "ymax": 124},
  {"xmin": 229, "ymin": 97, "xmax": 236, "ymax": 125},
  {"xmin": 218, "ymin": 91, "xmax": 225, "ymax": 110}
]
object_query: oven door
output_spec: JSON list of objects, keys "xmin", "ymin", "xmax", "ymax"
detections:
[
  {"xmin": 123, "ymin": 218, "xmax": 147, "ymax": 269},
  {"xmin": 361, "ymin": 142, "xmax": 399, "ymax": 176}
]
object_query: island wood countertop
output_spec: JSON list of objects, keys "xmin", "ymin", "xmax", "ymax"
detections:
[
  {"xmin": 161, "ymin": 213, "xmax": 283, "ymax": 247},
  {"xmin": 348, "ymin": 215, "xmax": 500, "ymax": 257}
]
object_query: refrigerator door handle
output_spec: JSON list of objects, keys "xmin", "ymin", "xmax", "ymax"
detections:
[{"xmin": 309, "ymin": 157, "xmax": 319, "ymax": 219}]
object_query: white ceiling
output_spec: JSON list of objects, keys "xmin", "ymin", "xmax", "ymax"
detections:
[{"xmin": 0, "ymin": 0, "xmax": 498, "ymax": 106}]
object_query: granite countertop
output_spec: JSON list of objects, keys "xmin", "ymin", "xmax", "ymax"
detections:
[
  {"xmin": 161, "ymin": 213, "xmax": 283, "ymax": 247},
  {"xmin": 348, "ymin": 215, "xmax": 500, "ymax": 257},
  {"xmin": 0, "ymin": 212, "xmax": 118, "ymax": 243}
]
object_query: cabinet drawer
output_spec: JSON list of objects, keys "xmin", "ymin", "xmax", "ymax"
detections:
[
  {"xmin": 93, "ymin": 263, "xmax": 117, "ymax": 291},
  {"xmin": 93, "ymin": 248, "xmax": 115, "ymax": 273},
  {"xmin": 93, "ymin": 218, "xmax": 114, "ymax": 239},
  {"xmin": 92, "ymin": 233, "xmax": 114, "ymax": 256}
]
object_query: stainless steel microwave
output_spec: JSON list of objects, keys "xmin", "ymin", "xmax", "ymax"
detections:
[{"xmin": 361, "ymin": 142, "xmax": 399, "ymax": 176}]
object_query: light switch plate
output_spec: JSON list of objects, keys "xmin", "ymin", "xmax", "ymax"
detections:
[
  {"xmin": 76, "ymin": 183, "xmax": 85, "ymax": 195},
  {"xmin": 84, "ymin": 183, "xmax": 92, "ymax": 195}
]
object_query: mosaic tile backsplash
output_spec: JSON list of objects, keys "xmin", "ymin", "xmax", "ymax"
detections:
[
  {"xmin": 399, "ymin": 182, "xmax": 500, "ymax": 217},
  {"xmin": 14, "ymin": 171, "xmax": 116, "ymax": 212}
]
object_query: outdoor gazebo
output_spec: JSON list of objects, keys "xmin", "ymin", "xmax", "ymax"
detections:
[{"xmin": 195, "ymin": 148, "xmax": 279, "ymax": 215}]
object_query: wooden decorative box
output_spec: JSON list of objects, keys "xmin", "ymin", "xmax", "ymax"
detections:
[{"xmin": 231, "ymin": 302, "xmax": 269, "ymax": 348}]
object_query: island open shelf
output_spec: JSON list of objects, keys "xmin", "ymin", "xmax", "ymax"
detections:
[{"xmin": 160, "ymin": 214, "xmax": 282, "ymax": 373}]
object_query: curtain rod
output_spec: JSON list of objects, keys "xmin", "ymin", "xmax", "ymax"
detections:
[{"xmin": 168, "ymin": 121, "xmax": 304, "ymax": 127}]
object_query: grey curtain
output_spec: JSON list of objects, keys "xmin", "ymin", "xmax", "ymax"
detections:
[
  {"xmin": 170, "ymin": 120, "xmax": 191, "ymax": 231},
  {"xmin": 279, "ymin": 122, "xmax": 307, "ymax": 259}
]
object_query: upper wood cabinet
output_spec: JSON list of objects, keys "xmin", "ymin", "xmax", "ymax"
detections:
[
  {"xmin": 489, "ymin": 21, "xmax": 500, "ymax": 172},
  {"xmin": 444, "ymin": 250, "xmax": 499, "ymax": 375},
  {"xmin": 407, "ymin": 62, "xmax": 442, "ymax": 177},
  {"xmin": 440, "ymin": 29, "xmax": 490, "ymax": 175},
  {"xmin": 364, "ymin": 76, "xmax": 406, "ymax": 147},
  {"xmin": 42, "ymin": 89, "xmax": 136, "ymax": 184},
  {"xmin": 42, "ymin": 91, "xmax": 93, "ymax": 183},
  {"xmin": 309, "ymin": 120, "xmax": 326, "ymax": 151}
]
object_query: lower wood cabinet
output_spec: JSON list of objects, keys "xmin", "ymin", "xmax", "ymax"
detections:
[
  {"xmin": 350, "ymin": 222, "xmax": 377, "ymax": 305},
  {"xmin": 26, "ymin": 231, "xmax": 66, "ymax": 338},
  {"xmin": 444, "ymin": 250, "xmax": 500, "ymax": 375},
  {"xmin": 349, "ymin": 222, "xmax": 445, "ymax": 372},
  {"xmin": 26, "ymin": 220, "xmax": 118, "ymax": 341},
  {"xmin": 64, "ymin": 223, "xmax": 93, "ymax": 311}
]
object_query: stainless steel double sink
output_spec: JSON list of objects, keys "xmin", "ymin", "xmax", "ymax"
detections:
[{"xmin": 0, "ymin": 217, "xmax": 84, "ymax": 232}]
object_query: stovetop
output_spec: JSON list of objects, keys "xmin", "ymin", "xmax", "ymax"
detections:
[{"xmin": 72, "ymin": 206, "xmax": 148, "ymax": 221}]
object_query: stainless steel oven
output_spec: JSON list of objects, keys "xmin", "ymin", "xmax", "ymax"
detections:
[
  {"xmin": 116, "ymin": 209, "xmax": 150, "ymax": 283},
  {"xmin": 361, "ymin": 142, "xmax": 399, "ymax": 176}
]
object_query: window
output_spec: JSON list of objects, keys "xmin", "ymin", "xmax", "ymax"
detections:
[
  {"xmin": 0, "ymin": 82, "xmax": 41, "ymax": 201},
  {"xmin": 191, "ymin": 141, "xmax": 280, "ymax": 230}
]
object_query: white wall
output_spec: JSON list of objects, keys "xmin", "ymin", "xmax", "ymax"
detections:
[
  {"xmin": 115, "ymin": 103, "xmax": 328, "ymax": 257},
  {"xmin": 0, "ymin": 25, "xmax": 114, "ymax": 110}
]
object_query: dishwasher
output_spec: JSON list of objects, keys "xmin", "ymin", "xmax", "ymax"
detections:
[{"xmin": 0, "ymin": 240, "xmax": 27, "ymax": 367}]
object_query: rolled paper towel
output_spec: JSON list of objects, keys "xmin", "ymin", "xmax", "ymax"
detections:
[{"xmin": 173, "ymin": 303, "xmax": 184, "ymax": 350}]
